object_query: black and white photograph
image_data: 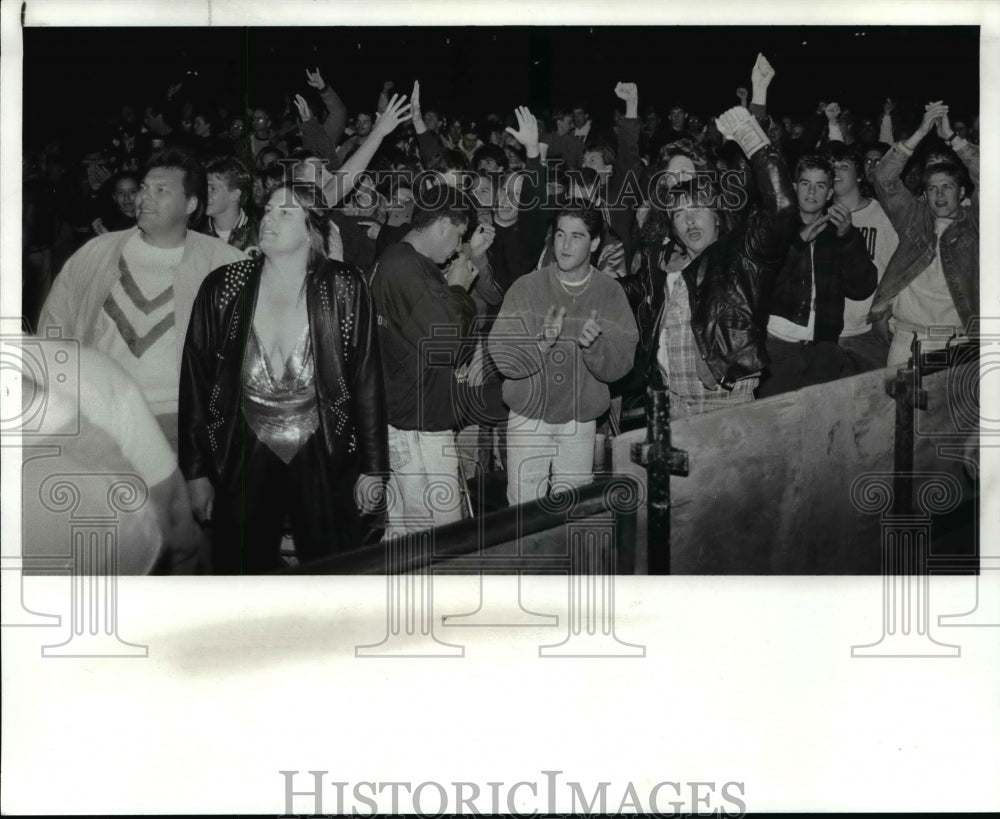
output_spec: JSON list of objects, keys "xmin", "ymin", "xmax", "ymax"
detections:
[{"xmin": 2, "ymin": 0, "xmax": 999, "ymax": 814}]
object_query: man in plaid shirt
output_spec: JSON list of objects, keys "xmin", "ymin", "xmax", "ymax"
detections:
[
  {"xmin": 649, "ymin": 94, "xmax": 797, "ymax": 419},
  {"xmin": 656, "ymin": 263, "xmax": 757, "ymax": 418}
]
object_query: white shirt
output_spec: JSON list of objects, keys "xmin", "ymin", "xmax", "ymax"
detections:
[
  {"xmin": 892, "ymin": 218, "xmax": 962, "ymax": 336},
  {"xmin": 841, "ymin": 199, "xmax": 899, "ymax": 336},
  {"xmin": 768, "ymin": 242, "xmax": 816, "ymax": 342}
]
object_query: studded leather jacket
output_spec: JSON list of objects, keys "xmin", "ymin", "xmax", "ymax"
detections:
[{"xmin": 179, "ymin": 254, "xmax": 388, "ymax": 486}]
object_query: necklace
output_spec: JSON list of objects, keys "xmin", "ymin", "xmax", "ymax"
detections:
[{"xmin": 556, "ymin": 269, "xmax": 594, "ymax": 297}]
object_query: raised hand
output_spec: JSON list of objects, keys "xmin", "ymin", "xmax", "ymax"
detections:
[
  {"xmin": 614, "ymin": 82, "xmax": 639, "ymax": 118},
  {"xmin": 614, "ymin": 82, "xmax": 637, "ymax": 103},
  {"xmin": 577, "ymin": 310, "xmax": 603, "ymax": 349},
  {"xmin": 538, "ymin": 304, "xmax": 566, "ymax": 350},
  {"xmin": 293, "ymin": 94, "xmax": 312, "ymax": 124},
  {"xmin": 715, "ymin": 105, "xmax": 754, "ymax": 141},
  {"xmin": 305, "ymin": 67, "xmax": 326, "ymax": 90},
  {"xmin": 919, "ymin": 100, "xmax": 949, "ymax": 135},
  {"xmin": 736, "ymin": 87, "xmax": 749, "ymax": 103},
  {"xmin": 751, "ymin": 52, "xmax": 776, "ymax": 87},
  {"xmin": 824, "ymin": 102, "xmax": 842, "ymax": 121},
  {"xmin": 382, "ymin": 80, "xmax": 394, "ymax": 94},
  {"xmin": 409, "ymin": 80, "xmax": 427, "ymax": 133},
  {"xmin": 882, "ymin": 97, "xmax": 895, "ymax": 116},
  {"xmin": 935, "ymin": 107, "xmax": 955, "ymax": 140},
  {"xmin": 826, "ymin": 203, "xmax": 852, "ymax": 237},
  {"xmin": 504, "ymin": 106, "xmax": 539, "ymax": 149},
  {"xmin": 372, "ymin": 93, "xmax": 412, "ymax": 138},
  {"xmin": 468, "ymin": 222, "xmax": 496, "ymax": 258},
  {"xmin": 87, "ymin": 162, "xmax": 112, "ymax": 192}
]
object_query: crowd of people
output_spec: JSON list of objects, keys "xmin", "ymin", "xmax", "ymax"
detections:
[{"xmin": 22, "ymin": 51, "xmax": 980, "ymax": 573}]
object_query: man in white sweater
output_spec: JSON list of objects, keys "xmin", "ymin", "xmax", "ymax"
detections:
[
  {"xmin": 827, "ymin": 142, "xmax": 899, "ymax": 371},
  {"xmin": 38, "ymin": 149, "xmax": 246, "ymax": 451}
]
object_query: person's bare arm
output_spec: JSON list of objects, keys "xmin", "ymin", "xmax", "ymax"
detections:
[{"xmin": 321, "ymin": 93, "xmax": 411, "ymax": 206}]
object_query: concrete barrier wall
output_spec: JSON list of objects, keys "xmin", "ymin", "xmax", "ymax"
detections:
[{"xmin": 613, "ymin": 364, "xmax": 977, "ymax": 574}]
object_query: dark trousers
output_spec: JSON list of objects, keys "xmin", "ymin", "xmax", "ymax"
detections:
[
  {"xmin": 756, "ymin": 336, "xmax": 856, "ymax": 399},
  {"xmin": 839, "ymin": 328, "xmax": 890, "ymax": 373},
  {"xmin": 210, "ymin": 424, "xmax": 365, "ymax": 574}
]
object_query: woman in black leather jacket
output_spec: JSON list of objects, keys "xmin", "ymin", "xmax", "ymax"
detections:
[
  {"xmin": 179, "ymin": 182, "xmax": 388, "ymax": 573},
  {"xmin": 617, "ymin": 105, "xmax": 796, "ymax": 418}
]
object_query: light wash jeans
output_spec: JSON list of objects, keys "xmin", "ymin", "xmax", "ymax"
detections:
[
  {"xmin": 505, "ymin": 411, "xmax": 596, "ymax": 507},
  {"xmin": 385, "ymin": 425, "xmax": 465, "ymax": 538}
]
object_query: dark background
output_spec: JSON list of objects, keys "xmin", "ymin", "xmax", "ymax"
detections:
[{"xmin": 23, "ymin": 25, "xmax": 979, "ymax": 145}]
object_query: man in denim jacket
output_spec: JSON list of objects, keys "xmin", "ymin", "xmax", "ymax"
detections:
[{"xmin": 869, "ymin": 100, "xmax": 978, "ymax": 366}]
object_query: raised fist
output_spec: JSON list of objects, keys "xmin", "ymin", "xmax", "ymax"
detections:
[{"xmin": 751, "ymin": 53, "xmax": 776, "ymax": 86}]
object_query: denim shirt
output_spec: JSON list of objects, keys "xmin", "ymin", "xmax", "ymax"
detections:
[{"xmin": 868, "ymin": 139, "xmax": 979, "ymax": 328}]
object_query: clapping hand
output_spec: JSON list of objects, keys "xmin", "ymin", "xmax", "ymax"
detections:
[
  {"xmin": 919, "ymin": 100, "xmax": 949, "ymax": 136},
  {"xmin": 538, "ymin": 304, "xmax": 566, "ymax": 350},
  {"xmin": 577, "ymin": 310, "xmax": 603, "ymax": 349},
  {"xmin": 826, "ymin": 203, "xmax": 852, "ymax": 237},
  {"xmin": 800, "ymin": 214, "xmax": 831, "ymax": 243},
  {"xmin": 933, "ymin": 103, "xmax": 955, "ymax": 140}
]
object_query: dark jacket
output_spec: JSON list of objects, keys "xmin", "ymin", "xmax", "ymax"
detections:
[
  {"xmin": 202, "ymin": 210, "xmax": 259, "ymax": 253},
  {"xmin": 368, "ymin": 242, "xmax": 477, "ymax": 431},
  {"xmin": 619, "ymin": 144, "xmax": 797, "ymax": 388},
  {"xmin": 869, "ymin": 138, "xmax": 979, "ymax": 327},
  {"xmin": 179, "ymin": 255, "xmax": 388, "ymax": 486},
  {"xmin": 765, "ymin": 222, "xmax": 877, "ymax": 342}
]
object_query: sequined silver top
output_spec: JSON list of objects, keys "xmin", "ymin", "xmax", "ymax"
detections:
[{"xmin": 242, "ymin": 326, "xmax": 319, "ymax": 464}]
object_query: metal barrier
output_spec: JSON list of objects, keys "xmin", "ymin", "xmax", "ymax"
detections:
[
  {"xmin": 853, "ymin": 337, "xmax": 977, "ymax": 657},
  {"xmin": 283, "ymin": 475, "xmax": 643, "ymax": 657},
  {"xmin": 628, "ymin": 370, "xmax": 689, "ymax": 574}
]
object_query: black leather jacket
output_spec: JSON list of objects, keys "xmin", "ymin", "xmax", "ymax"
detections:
[
  {"xmin": 619, "ymin": 144, "xmax": 796, "ymax": 387},
  {"xmin": 179, "ymin": 255, "xmax": 388, "ymax": 486}
]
